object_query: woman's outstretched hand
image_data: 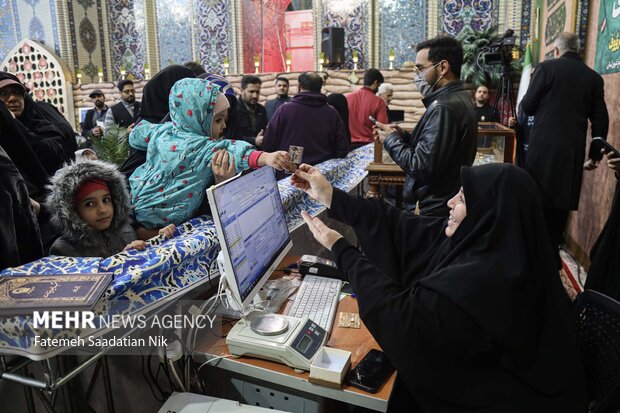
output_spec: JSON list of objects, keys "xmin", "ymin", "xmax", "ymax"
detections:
[
  {"xmin": 301, "ymin": 211, "xmax": 343, "ymax": 250},
  {"xmin": 291, "ymin": 164, "xmax": 334, "ymax": 208}
]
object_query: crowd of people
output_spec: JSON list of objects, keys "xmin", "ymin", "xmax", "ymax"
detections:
[{"xmin": 0, "ymin": 30, "xmax": 617, "ymax": 412}]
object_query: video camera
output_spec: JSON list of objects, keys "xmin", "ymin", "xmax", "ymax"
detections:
[{"xmin": 478, "ymin": 29, "xmax": 516, "ymax": 67}]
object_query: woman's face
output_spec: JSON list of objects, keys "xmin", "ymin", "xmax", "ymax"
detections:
[
  {"xmin": 445, "ymin": 187, "xmax": 467, "ymax": 237},
  {"xmin": 0, "ymin": 85, "xmax": 25, "ymax": 117}
]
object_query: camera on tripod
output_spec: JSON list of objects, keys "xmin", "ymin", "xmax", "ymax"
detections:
[
  {"xmin": 479, "ymin": 29, "xmax": 516, "ymax": 67},
  {"xmin": 474, "ymin": 29, "xmax": 518, "ymax": 125}
]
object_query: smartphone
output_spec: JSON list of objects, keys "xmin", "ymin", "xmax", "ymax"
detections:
[
  {"xmin": 368, "ymin": 115, "xmax": 379, "ymax": 125},
  {"xmin": 346, "ymin": 349, "xmax": 394, "ymax": 393},
  {"xmin": 592, "ymin": 137, "xmax": 620, "ymax": 158},
  {"xmin": 340, "ymin": 281, "xmax": 353, "ymax": 295}
]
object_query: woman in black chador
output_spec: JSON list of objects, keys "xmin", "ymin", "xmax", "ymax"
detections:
[
  {"xmin": 0, "ymin": 71, "xmax": 76, "ymax": 175},
  {"xmin": 292, "ymin": 163, "xmax": 588, "ymax": 412},
  {"xmin": 585, "ymin": 155, "xmax": 620, "ymax": 300}
]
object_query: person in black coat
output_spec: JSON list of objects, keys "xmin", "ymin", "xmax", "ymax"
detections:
[
  {"xmin": 80, "ymin": 89, "xmax": 108, "ymax": 139},
  {"xmin": 327, "ymin": 93, "xmax": 351, "ymax": 143},
  {"xmin": 585, "ymin": 154, "xmax": 620, "ymax": 300},
  {"xmin": 0, "ymin": 72, "xmax": 76, "ymax": 175},
  {"xmin": 292, "ymin": 162, "xmax": 588, "ymax": 412},
  {"xmin": 376, "ymin": 36, "xmax": 477, "ymax": 217},
  {"xmin": 0, "ymin": 146, "xmax": 43, "ymax": 270},
  {"xmin": 521, "ymin": 32, "xmax": 609, "ymax": 263},
  {"xmin": 473, "ymin": 84, "xmax": 499, "ymax": 122},
  {"xmin": 0, "ymin": 101, "xmax": 65, "ymax": 250},
  {"xmin": 0, "ymin": 102, "xmax": 49, "ymax": 200},
  {"xmin": 227, "ymin": 75, "xmax": 268, "ymax": 147}
]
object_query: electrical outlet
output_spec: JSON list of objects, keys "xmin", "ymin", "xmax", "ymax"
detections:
[
  {"xmin": 231, "ymin": 378, "xmax": 319, "ymax": 412},
  {"xmin": 165, "ymin": 339, "xmax": 183, "ymax": 362}
]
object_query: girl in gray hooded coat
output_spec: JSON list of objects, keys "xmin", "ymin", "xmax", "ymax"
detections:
[{"xmin": 46, "ymin": 159, "xmax": 174, "ymax": 257}]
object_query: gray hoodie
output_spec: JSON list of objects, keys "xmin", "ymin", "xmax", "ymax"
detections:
[{"xmin": 46, "ymin": 159, "xmax": 137, "ymax": 257}]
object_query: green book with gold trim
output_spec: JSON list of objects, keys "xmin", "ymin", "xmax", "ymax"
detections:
[{"xmin": 0, "ymin": 273, "xmax": 113, "ymax": 315}]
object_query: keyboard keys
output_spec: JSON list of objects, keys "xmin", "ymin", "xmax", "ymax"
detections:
[{"xmin": 287, "ymin": 275, "xmax": 341, "ymax": 332}]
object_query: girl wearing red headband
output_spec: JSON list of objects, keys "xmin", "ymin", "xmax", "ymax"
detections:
[{"xmin": 46, "ymin": 159, "xmax": 174, "ymax": 257}]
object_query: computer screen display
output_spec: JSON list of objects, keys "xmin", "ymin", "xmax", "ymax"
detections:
[{"xmin": 208, "ymin": 167, "xmax": 291, "ymax": 306}]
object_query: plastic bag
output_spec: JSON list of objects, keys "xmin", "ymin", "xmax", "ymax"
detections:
[{"xmin": 252, "ymin": 276, "xmax": 301, "ymax": 314}]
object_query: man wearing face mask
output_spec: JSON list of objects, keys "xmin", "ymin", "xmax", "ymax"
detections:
[{"xmin": 376, "ymin": 35, "xmax": 477, "ymax": 217}]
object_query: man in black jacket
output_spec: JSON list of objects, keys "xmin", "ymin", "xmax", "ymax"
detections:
[
  {"xmin": 377, "ymin": 35, "xmax": 477, "ymax": 217},
  {"xmin": 80, "ymin": 89, "xmax": 108, "ymax": 139},
  {"xmin": 521, "ymin": 32, "xmax": 609, "ymax": 262},
  {"xmin": 473, "ymin": 84, "xmax": 499, "ymax": 122},
  {"xmin": 265, "ymin": 76, "xmax": 290, "ymax": 122},
  {"xmin": 227, "ymin": 75, "xmax": 267, "ymax": 147}
]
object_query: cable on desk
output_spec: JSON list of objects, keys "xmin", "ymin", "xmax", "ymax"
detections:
[
  {"xmin": 187, "ymin": 278, "xmax": 226, "ymax": 353},
  {"xmin": 166, "ymin": 332, "xmax": 206, "ymax": 393},
  {"xmin": 167, "ymin": 357, "xmax": 187, "ymax": 392},
  {"xmin": 147, "ymin": 354, "xmax": 170, "ymax": 400},
  {"xmin": 141, "ymin": 353, "xmax": 164, "ymax": 402},
  {"xmin": 197, "ymin": 354, "xmax": 232, "ymax": 373}
]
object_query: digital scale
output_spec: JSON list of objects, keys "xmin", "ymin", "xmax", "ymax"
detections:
[{"xmin": 226, "ymin": 313, "xmax": 327, "ymax": 371}]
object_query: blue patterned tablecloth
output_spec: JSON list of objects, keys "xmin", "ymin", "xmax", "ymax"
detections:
[{"xmin": 0, "ymin": 145, "xmax": 372, "ymax": 358}]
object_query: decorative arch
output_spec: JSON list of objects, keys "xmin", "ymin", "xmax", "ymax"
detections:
[{"xmin": 1, "ymin": 38, "xmax": 75, "ymax": 125}]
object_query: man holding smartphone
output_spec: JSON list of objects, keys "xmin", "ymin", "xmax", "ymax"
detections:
[{"xmin": 375, "ymin": 36, "xmax": 477, "ymax": 217}]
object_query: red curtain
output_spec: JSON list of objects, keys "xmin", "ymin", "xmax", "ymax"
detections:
[{"xmin": 242, "ymin": 0, "xmax": 291, "ymax": 74}]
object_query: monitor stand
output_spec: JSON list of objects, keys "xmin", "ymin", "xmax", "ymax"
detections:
[{"xmin": 216, "ymin": 251, "xmax": 274, "ymax": 320}]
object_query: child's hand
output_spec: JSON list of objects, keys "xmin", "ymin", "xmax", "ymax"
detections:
[
  {"xmin": 212, "ymin": 149, "xmax": 236, "ymax": 183},
  {"xmin": 259, "ymin": 151, "xmax": 293, "ymax": 171},
  {"xmin": 124, "ymin": 240, "xmax": 147, "ymax": 251},
  {"xmin": 158, "ymin": 224, "xmax": 176, "ymax": 239}
]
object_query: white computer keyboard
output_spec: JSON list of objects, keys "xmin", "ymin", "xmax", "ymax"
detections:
[{"xmin": 286, "ymin": 275, "xmax": 342, "ymax": 332}]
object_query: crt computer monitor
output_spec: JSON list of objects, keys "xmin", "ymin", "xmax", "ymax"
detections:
[{"xmin": 206, "ymin": 167, "xmax": 292, "ymax": 312}]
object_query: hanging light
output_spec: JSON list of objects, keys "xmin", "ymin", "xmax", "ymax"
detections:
[{"xmin": 322, "ymin": 0, "xmax": 362, "ymax": 14}]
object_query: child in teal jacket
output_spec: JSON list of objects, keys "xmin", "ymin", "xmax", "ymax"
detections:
[{"xmin": 129, "ymin": 78, "xmax": 290, "ymax": 229}]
